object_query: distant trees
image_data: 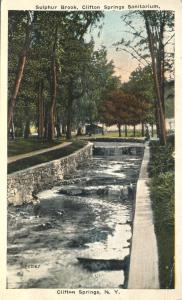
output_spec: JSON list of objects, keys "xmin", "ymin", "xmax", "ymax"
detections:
[
  {"xmin": 122, "ymin": 65, "xmax": 156, "ymax": 136},
  {"xmin": 100, "ymin": 89, "xmax": 150, "ymax": 137},
  {"xmin": 100, "ymin": 65, "xmax": 154, "ymax": 138}
]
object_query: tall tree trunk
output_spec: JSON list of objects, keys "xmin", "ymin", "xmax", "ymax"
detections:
[
  {"xmin": 144, "ymin": 12, "xmax": 166, "ymax": 145},
  {"xmin": 8, "ymin": 54, "xmax": 27, "ymax": 130},
  {"xmin": 44, "ymin": 105, "xmax": 49, "ymax": 139},
  {"xmin": 125, "ymin": 125, "xmax": 127, "ymax": 137},
  {"xmin": 62, "ymin": 121, "xmax": 66, "ymax": 135},
  {"xmin": 151, "ymin": 123, "xmax": 154, "ymax": 137},
  {"xmin": 141, "ymin": 122, "xmax": 144, "ymax": 137},
  {"xmin": 8, "ymin": 117, "xmax": 15, "ymax": 140},
  {"xmin": 66, "ymin": 80, "xmax": 74, "ymax": 140},
  {"xmin": 102, "ymin": 125, "xmax": 104, "ymax": 136},
  {"xmin": 24, "ymin": 97, "xmax": 31, "ymax": 139},
  {"xmin": 133, "ymin": 124, "xmax": 136, "ymax": 137},
  {"xmin": 154, "ymin": 102, "xmax": 160, "ymax": 138},
  {"xmin": 48, "ymin": 26, "xmax": 58, "ymax": 141},
  {"xmin": 159, "ymin": 12, "xmax": 166, "ymax": 116},
  {"xmin": 8, "ymin": 12, "xmax": 35, "ymax": 130},
  {"xmin": 118, "ymin": 123, "xmax": 121, "ymax": 137},
  {"xmin": 38, "ymin": 80, "xmax": 44, "ymax": 139},
  {"xmin": 11, "ymin": 119, "xmax": 15, "ymax": 140},
  {"xmin": 56, "ymin": 123, "xmax": 61, "ymax": 138},
  {"xmin": 77, "ymin": 127, "xmax": 83, "ymax": 136},
  {"xmin": 156, "ymin": 12, "xmax": 166, "ymax": 139},
  {"xmin": 24, "ymin": 120, "xmax": 30, "ymax": 139},
  {"xmin": 56, "ymin": 113, "xmax": 62, "ymax": 138},
  {"xmin": 66, "ymin": 100, "xmax": 73, "ymax": 140},
  {"xmin": 66, "ymin": 123, "xmax": 72, "ymax": 139}
]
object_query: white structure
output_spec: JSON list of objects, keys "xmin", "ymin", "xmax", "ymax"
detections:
[{"xmin": 166, "ymin": 118, "xmax": 175, "ymax": 131}]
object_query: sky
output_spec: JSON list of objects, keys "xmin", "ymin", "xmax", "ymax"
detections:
[{"xmin": 89, "ymin": 11, "xmax": 145, "ymax": 82}]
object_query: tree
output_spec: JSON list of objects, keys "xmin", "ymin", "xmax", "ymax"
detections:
[
  {"xmin": 100, "ymin": 90, "xmax": 150, "ymax": 137},
  {"xmin": 122, "ymin": 65, "xmax": 156, "ymax": 136},
  {"xmin": 8, "ymin": 11, "xmax": 104, "ymax": 140},
  {"xmin": 60, "ymin": 38, "xmax": 94, "ymax": 139},
  {"xmin": 59, "ymin": 12, "xmax": 104, "ymax": 139},
  {"xmin": 70, "ymin": 46, "xmax": 121, "ymax": 135},
  {"xmin": 8, "ymin": 11, "xmax": 37, "ymax": 131},
  {"xmin": 115, "ymin": 10, "xmax": 174, "ymax": 144}
]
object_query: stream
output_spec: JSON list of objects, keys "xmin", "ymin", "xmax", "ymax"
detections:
[{"xmin": 7, "ymin": 142, "xmax": 143, "ymax": 288}]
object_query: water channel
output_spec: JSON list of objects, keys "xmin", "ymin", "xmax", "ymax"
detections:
[{"xmin": 7, "ymin": 142, "xmax": 143, "ymax": 288}]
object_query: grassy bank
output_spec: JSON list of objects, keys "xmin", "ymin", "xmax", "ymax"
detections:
[
  {"xmin": 149, "ymin": 138, "xmax": 175, "ymax": 288},
  {"xmin": 8, "ymin": 137, "xmax": 66, "ymax": 157},
  {"xmin": 80, "ymin": 130, "xmax": 156, "ymax": 139},
  {"xmin": 8, "ymin": 131, "xmax": 148, "ymax": 157},
  {"xmin": 8, "ymin": 140, "xmax": 87, "ymax": 174}
]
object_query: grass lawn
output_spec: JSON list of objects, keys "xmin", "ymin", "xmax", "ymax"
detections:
[
  {"xmin": 8, "ymin": 132, "xmax": 148, "ymax": 157},
  {"xmin": 8, "ymin": 136, "xmax": 67, "ymax": 157},
  {"xmin": 80, "ymin": 130, "xmax": 156, "ymax": 139},
  {"xmin": 149, "ymin": 138, "xmax": 175, "ymax": 288},
  {"xmin": 8, "ymin": 140, "xmax": 87, "ymax": 174},
  {"xmin": 82, "ymin": 131, "xmax": 142, "ymax": 138}
]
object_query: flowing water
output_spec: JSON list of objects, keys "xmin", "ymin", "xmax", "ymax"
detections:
[{"xmin": 7, "ymin": 142, "xmax": 143, "ymax": 289}]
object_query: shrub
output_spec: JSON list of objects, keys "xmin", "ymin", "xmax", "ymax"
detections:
[{"xmin": 149, "ymin": 140, "xmax": 175, "ymax": 288}]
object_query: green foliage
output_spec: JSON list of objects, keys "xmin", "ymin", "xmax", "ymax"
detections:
[
  {"xmin": 9, "ymin": 11, "xmax": 121, "ymax": 139},
  {"xmin": 150, "ymin": 172, "xmax": 174, "ymax": 224},
  {"xmin": 165, "ymin": 98, "xmax": 174, "ymax": 119},
  {"xmin": 122, "ymin": 65, "xmax": 155, "ymax": 124},
  {"xmin": 100, "ymin": 89, "xmax": 150, "ymax": 130},
  {"xmin": 124, "ymin": 65, "xmax": 154, "ymax": 100},
  {"xmin": 165, "ymin": 80, "xmax": 174, "ymax": 118},
  {"xmin": 166, "ymin": 134, "xmax": 175, "ymax": 145},
  {"xmin": 149, "ymin": 141, "xmax": 175, "ymax": 288},
  {"xmin": 149, "ymin": 142, "xmax": 174, "ymax": 177}
]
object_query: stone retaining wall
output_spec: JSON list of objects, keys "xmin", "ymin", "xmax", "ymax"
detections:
[{"xmin": 8, "ymin": 143, "xmax": 93, "ymax": 205}]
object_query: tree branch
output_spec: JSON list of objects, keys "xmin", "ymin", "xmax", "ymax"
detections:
[
  {"xmin": 117, "ymin": 47, "xmax": 147, "ymax": 67},
  {"xmin": 163, "ymin": 34, "xmax": 175, "ymax": 47}
]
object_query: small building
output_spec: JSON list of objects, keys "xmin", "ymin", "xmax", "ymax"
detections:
[{"xmin": 85, "ymin": 124, "xmax": 103, "ymax": 135}]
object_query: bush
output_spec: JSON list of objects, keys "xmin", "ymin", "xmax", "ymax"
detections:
[
  {"xmin": 150, "ymin": 172, "xmax": 174, "ymax": 225},
  {"xmin": 149, "ymin": 140, "xmax": 175, "ymax": 288},
  {"xmin": 166, "ymin": 133, "xmax": 175, "ymax": 146},
  {"xmin": 149, "ymin": 142, "xmax": 174, "ymax": 177}
]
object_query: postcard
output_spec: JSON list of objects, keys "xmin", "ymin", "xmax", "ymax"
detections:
[{"xmin": 1, "ymin": 0, "xmax": 182, "ymax": 299}]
